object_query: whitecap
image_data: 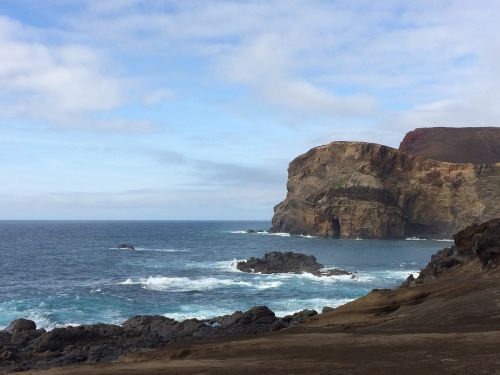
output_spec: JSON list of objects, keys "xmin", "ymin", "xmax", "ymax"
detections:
[
  {"xmin": 405, "ymin": 237, "xmax": 426, "ymax": 241},
  {"xmin": 432, "ymin": 239, "xmax": 454, "ymax": 242},
  {"xmin": 118, "ymin": 276, "xmax": 282, "ymax": 292},
  {"xmin": 135, "ymin": 248, "xmax": 190, "ymax": 253},
  {"xmin": 272, "ymin": 297, "xmax": 355, "ymax": 317}
]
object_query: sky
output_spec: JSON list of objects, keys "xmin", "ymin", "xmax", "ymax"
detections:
[{"xmin": 1, "ymin": 0, "xmax": 499, "ymax": 220}]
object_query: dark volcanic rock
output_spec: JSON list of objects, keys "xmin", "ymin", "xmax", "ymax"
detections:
[
  {"xmin": 237, "ymin": 252, "xmax": 323, "ymax": 274},
  {"xmin": 417, "ymin": 218, "xmax": 500, "ymax": 283},
  {"xmin": 400, "ymin": 127, "xmax": 500, "ymax": 164},
  {"xmin": 6, "ymin": 318, "xmax": 36, "ymax": 333},
  {"xmin": 236, "ymin": 252, "xmax": 353, "ymax": 277},
  {"xmin": 282, "ymin": 309, "xmax": 318, "ymax": 325},
  {"xmin": 118, "ymin": 243, "xmax": 135, "ymax": 250},
  {"xmin": 400, "ymin": 274, "xmax": 416, "ymax": 288},
  {"xmin": 0, "ymin": 305, "xmax": 290, "ymax": 372},
  {"xmin": 240, "ymin": 306, "xmax": 276, "ymax": 325}
]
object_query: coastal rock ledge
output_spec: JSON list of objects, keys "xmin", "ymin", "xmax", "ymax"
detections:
[
  {"xmin": 272, "ymin": 139, "xmax": 500, "ymax": 238},
  {"xmin": 237, "ymin": 251, "xmax": 352, "ymax": 277}
]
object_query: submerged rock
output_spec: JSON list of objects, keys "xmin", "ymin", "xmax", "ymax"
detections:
[
  {"xmin": 246, "ymin": 229, "xmax": 265, "ymax": 233},
  {"xmin": 236, "ymin": 251, "xmax": 353, "ymax": 277},
  {"xmin": 118, "ymin": 243, "xmax": 135, "ymax": 250}
]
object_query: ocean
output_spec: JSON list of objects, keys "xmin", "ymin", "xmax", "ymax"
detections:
[{"xmin": 0, "ymin": 220, "xmax": 449, "ymax": 330}]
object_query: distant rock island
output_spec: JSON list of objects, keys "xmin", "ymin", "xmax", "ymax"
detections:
[
  {"xmin": 272, "ymin": 127, "xmax": 500, "ymax": 239},
  {"xmin": 400, "ymin": 127, "xmax": 500, "ymax": 164}
]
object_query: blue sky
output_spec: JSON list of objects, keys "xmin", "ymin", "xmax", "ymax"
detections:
[{"xmin": 1, "ymin": 0, "xmax": 499, "ymax": 219}]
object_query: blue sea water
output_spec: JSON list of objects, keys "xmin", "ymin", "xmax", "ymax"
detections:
[{"xmin": 0, "ymin": 221, "xmax": 449, "ymax": 330}]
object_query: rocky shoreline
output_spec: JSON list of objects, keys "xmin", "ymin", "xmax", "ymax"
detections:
[
  {"xmin": 0, "ymin": 305, "xmax": 325, "ymax": 372},
  {"xmin": 0, "ymin": 251, "xmax": 351, "ymax": 372},
  {"xmin": 2, "ymin": 218, "xmax": 500, "ymax": 373}
]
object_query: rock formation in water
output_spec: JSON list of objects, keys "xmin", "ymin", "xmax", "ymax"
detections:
[
  {"xmin": 272, "ymin": 137, "xmax": 500, "ymax": 238},
  {"xmin": 236, "ymin": 251, "xmax": 352, "ymax": 276},
  {"xmin": 400, "ymin": 127, "xmax": 500, "ymax": 164}
]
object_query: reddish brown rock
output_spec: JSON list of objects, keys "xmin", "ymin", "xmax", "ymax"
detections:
[
  {"xmin": 272, "ymin": 141, "xmax": 500, "ymax": 238},
  {"xmin": 399, "ymin": 127, "xmax": 500, "ymax": 164}
]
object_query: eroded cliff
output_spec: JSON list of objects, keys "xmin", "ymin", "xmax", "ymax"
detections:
[{"xmin": 272, "ymin": 141, "xmax": 500, "ymax": 238}]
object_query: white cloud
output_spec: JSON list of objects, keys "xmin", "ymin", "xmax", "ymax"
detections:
[
  {"xmin": 65, "ymin": 0, "xmax": 500, "ymax": 128},
  {"xmin": 144, "ymin": 88, "xmax": 176, "ymax": 106},
  {"xmin": 0, "ymin": 16, "xmax": 137, "ymax": 130}
]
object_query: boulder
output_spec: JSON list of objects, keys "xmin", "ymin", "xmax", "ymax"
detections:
[
  {"xmin": 283, "ymin": 309, "xmax": 318, "ymax": 325},
  {"xmin": 122, "ymin": 315, "xmax": 177, "ymax": 339},
  {"xmin": 5, "ymin": 319, "xmax": 36, "ymax": 333},
  {"xmin": 239, "ymin": 306, "xmax": 276, "ymax": 325}
]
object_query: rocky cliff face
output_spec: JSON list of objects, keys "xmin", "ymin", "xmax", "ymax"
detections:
[
  {"xmin": 272, "ymin": 141, "xmax": 500, "ymax": 238},
  {"xmin": 400, "ymin": 127, "xmax": 500, "ymax": 164}
]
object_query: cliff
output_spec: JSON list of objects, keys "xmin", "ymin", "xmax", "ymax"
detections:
[
  {"xmin": 272, "ymin": 141, "xmax": 500, "ymax": 238},
  {"xmin": 400, "ymin": 127, "xmax": 500, "ymax": 163}
]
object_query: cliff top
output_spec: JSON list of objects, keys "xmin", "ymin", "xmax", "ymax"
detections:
[{"xmin": 399, "ymin": 127, "xmax": 500, "ymax": 164}]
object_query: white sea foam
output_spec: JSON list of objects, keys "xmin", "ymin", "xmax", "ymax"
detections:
[
  {"xmin": 136, "ymin": 248, "xmax": 190, "ymax": 252},
  {"xmin": 432, "ymin": 239, "xmax": 454, "ymax": 242},
  {"xmin": 226, "ymin": 230, "xmax": 317, "ymax": 238},
  {"xmin": 119, "ymin": 276, "xmax": 282, "ymax": 292},
  {"xmin": 272, "ymin": 297, "xmax": 355, "ymax": 317},
  {"xmin": 405, "ymin": 237, "xmax": 426, "ymax": 241},
  {"xmin": 252, "ymin": 231, "xmax": 291, "ymax": 237},
  {"xmin": 109, "ymin": 247, "xmax": 189, "ymax": 252}
]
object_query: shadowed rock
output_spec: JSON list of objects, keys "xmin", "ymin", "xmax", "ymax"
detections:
[
  {"xmin": 6, "ymin": 319, "xmax": 36, "ymax": 333},
  {"xmin": 0, "ymin": 305, "xmax": 314, "ymax": 372},
  {"xmin": 236, "ymin": 251, "xmax": 353, "ymax": 277}
]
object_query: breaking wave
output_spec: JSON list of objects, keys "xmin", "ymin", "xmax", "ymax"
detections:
[{"xmin": 119, "ymin": 276, "xmax": 283, "ymax": 292}]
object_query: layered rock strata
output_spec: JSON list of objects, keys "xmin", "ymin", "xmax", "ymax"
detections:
[{"xmin": 272, "ymin": 141, "xmax": 500, "ymax": 238}]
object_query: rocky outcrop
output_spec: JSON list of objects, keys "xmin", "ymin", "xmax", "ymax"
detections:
[
  {"xmin": 0, "ymin": 306, "xmax": 312, "ymax": 372},
  {"xmin": 272, "ymin": 141, "xmax": 500, "ymax": 238},
  {"xmin": 236, "ymin": 252, "xmax": 353, "ymax": 277},
  {"xmin": 316, "ymin": 218, "xmax": 500, "ymax": 334},
  {"xmin": 413, "ymin": 218, "xmax": 500, "ymax": 284},
  {"xmin": 400, "ymin": 127, "xmax": 500, "ymax": 164}
]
